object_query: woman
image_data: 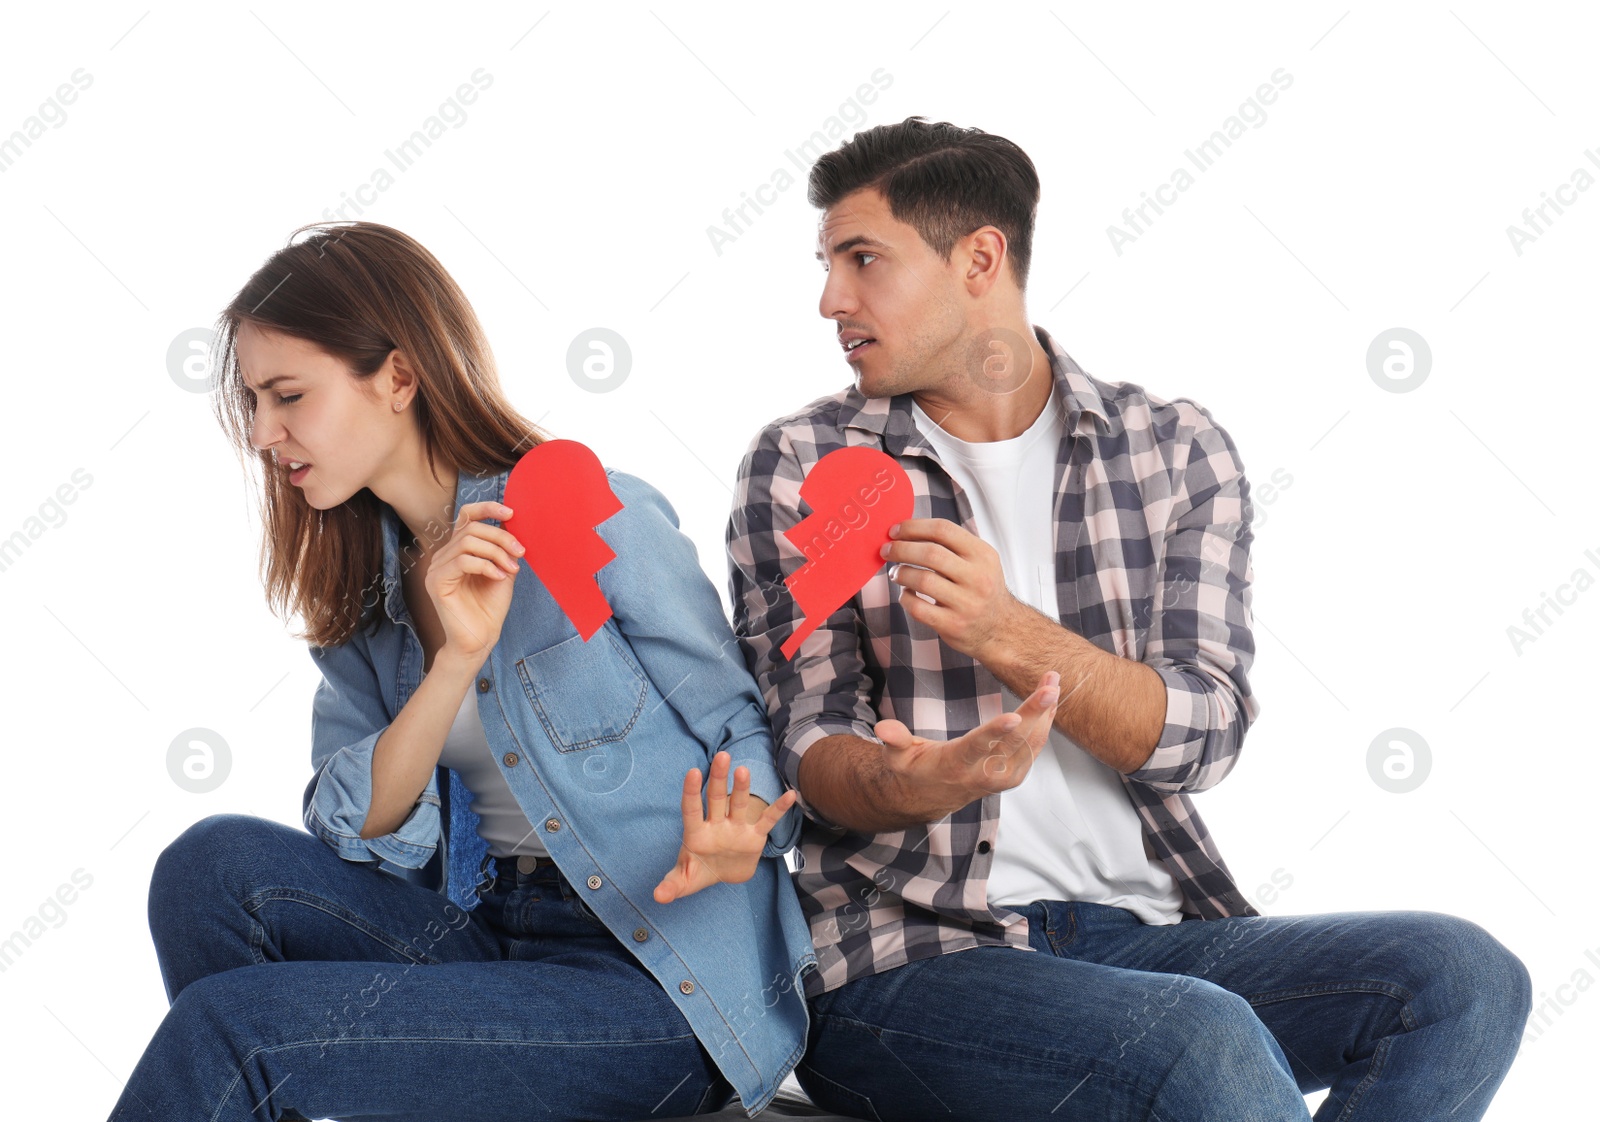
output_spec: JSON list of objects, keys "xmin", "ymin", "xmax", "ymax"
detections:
[{"xmin": 109, "ymin": 222, "xmax": 816, "ymax": 1120}]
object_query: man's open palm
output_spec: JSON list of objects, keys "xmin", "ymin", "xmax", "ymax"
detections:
[{"xmin": 875, "ymin": 670, "xmax": 1062, "ymax": 805}]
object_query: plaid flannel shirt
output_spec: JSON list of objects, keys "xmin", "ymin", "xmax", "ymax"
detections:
[{"xmin": 725, "ymin": 324, "xmax": 1263, "ymax": 998}]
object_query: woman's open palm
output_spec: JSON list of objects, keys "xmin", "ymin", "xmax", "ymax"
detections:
[{"xmin": 653, "ymin": 752, "xmax": 799, "ymax": 904}]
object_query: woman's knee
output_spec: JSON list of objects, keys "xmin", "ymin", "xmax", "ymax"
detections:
[
  {"xmin": 155, "ymin": 811, "xmax": 293, "ymax": 875},
  {"xmin": 149, "ymin": 814, "xmax": 287, "ymax": 929},
  {"xmin": 159, "ymin": 963, "xmax": 288, "ymax": 1059}
]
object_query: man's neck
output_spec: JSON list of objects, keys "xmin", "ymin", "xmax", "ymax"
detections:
[{"xmin": 912, "ymin": 333, "xmax": 1056, "ymax": 443}]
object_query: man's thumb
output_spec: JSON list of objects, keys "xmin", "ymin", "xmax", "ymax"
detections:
[{"xmin": 875, "ymin": 718, "xmax": 913, "ymax": 750}]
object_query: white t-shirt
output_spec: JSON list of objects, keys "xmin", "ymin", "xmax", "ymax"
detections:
[
  {"xmin": 425, "ymin": 670, "xmax": 549, "ymax": 859},
  {"xmin": 909, "ymin": 387, "xmax": 1183, "ymax": 923}
]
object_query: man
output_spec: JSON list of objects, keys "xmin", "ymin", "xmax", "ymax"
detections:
[{"xmin": 725, "ymin": 116, "xmax": 1531, "ymax": 1121}]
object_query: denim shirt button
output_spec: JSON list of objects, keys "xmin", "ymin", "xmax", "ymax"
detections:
[
  {"xmin": 502, "ymin": 752, "xmax": 519, "ymax": 767},
  {"xmin": 679, "ymin": 980, "xmax": 695, "ymax": 995},
  {"xmin": 477, "ymin": 677, "xmax": 491, "ymax": 692},
  {"xmin": 544, "ymin": 817, "xmax": 561, "ymax": 832},
  {"xmin": 586, "ymin": 875, "xmax": 602, "ymax": 890},
  {"xmin": 633, "ymin": 927, "xmax": 650, "ymax": 942}
]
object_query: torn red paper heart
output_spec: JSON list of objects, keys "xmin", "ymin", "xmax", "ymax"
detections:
[
  {"xmin": 502, "ymin": 439, "xmax": 623, "ymax": 641},
  {"xmin": 780, "ymin": 447, "xmax": 914, "ymax": 659}
]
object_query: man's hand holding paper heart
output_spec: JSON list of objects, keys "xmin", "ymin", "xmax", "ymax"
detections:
[
  {"xmin": 776, "ymin": 446, "xmax": 1028, "ymax": 666},
  {"xmin": 879, "ymin": 515, "xmax": 1027, "ymax": 665}
]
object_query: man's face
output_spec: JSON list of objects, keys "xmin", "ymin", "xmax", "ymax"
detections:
[{"xmin": 815, "ymin": 187, "xmax": 968, "ymax": 398}]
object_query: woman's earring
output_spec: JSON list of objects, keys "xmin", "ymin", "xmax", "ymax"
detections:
[{"xmin": 393, "ymin": 401, "xmax": 404, "ymax": 411}]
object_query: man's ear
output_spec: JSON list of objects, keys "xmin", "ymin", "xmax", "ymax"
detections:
[{"xmin": 960, "ymin": 226, "xmax": 1010, "ymax": 297}]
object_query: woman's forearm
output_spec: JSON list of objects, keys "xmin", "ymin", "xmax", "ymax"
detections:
[{"xmin": 359, "ymin": 651, "xmax": 481, "ymax": 839}]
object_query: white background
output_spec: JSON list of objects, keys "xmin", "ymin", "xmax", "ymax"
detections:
[{"xmin": 1, "ymin": 2, "xmax": 1593, "ymax": 1117}]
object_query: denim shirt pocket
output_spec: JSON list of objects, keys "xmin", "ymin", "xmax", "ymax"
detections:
[{"xmin": 514, "ymin": 627, "xmax": 648, "ymax": 752}]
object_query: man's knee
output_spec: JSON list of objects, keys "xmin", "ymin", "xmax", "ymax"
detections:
[
  {"xmin": 1141, "ymin": 980, "xmax": 1304, "ymax": 1117},
  {"xmin": 1408, "ymin": 912, "xmax": 1532, "ymax": 1024},
  {"xmin": 1156, "ymin": 977, "xmax": 1276, "ymax": 1055}
]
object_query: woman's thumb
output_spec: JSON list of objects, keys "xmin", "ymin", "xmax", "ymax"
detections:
[{"xmin": 654, "ymin": 868, "xmax": 682, "ymax": 904}]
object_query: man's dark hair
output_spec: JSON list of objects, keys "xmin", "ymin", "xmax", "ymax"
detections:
[{"xmin": 808, "ymin": 116, "xmax": 1040, "ymax": 289}]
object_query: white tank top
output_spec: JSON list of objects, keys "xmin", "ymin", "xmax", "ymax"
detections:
[
  {"xmin": 909, "ymin": 386, "xmax": 1183, "ymax": 923},
  {"xmin": 425, "ymin": 671, "xmax": 549, "ymax": 858}
]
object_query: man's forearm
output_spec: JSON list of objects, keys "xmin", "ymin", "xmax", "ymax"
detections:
[
  {"xmin": 796, "ymin": 733, "xmax": 967, "ymax": 834},
  {"xmin": 977, "ymin": 602, "xmax": 1165, "ymax": 774}
]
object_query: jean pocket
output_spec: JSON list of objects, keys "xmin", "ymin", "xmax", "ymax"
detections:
[
  {"xmin": 1047, "ymin": 908, "xmax": 1078, "ymax": 954},
  {"xmin": 795, "ymin": 1061, "xmax": 885, "ymax": 1122},
  {"xmin": 692, "ymin": 1070, "xmax": 735, "ymax": 1114},
  {"xmin": 555, "ymin": 874, "xmax": 610, "ymax": 931},
  {"xmin": 515, "ymin": 628, "xmax": 648, "ymax": 752},
  {"xmin": 570, "ymin": 893, "xmax": 609, "ymax": 930}
]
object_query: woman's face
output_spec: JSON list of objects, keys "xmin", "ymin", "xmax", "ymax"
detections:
[{"xmin": 239, "ymin": 320, "xmax": 406, "ymax": 510}]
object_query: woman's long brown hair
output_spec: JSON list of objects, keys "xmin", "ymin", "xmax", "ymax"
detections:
[{"xmin": 210, "ymin": 221, "xmax": 552, "ymax": 648}]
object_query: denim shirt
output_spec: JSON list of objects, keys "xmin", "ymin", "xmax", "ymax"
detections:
[{"xmin": 299, "ymin": 464, "xmax": 817, "ymax": 1114}]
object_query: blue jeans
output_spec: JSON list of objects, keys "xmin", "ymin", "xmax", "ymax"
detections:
[
  {"xmin": 108, "ymin": 814, "xmax": 735, "ymax": 1121},
  {"xmin": 796, "ymin": 899, "xmax": 1532, "ymax": 1121}
]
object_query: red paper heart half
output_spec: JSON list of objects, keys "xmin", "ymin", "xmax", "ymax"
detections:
[
  {"xmin": 501, "ymin": 439, "xmax": 624, "ymax": 641},
  {"xmin": 780, "ymin": 447, "xmax": 914, "ymax": 659}
]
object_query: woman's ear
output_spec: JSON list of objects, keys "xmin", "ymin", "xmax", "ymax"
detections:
[{"xmin": 384, "ymin": 347, "xmax": 420, "ymax": 408}]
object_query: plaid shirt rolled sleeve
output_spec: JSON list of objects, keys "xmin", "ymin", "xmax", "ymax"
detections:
[{"xmin": 1128, "ymin": 401, "xmax": 1261, "ymax": 794}]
